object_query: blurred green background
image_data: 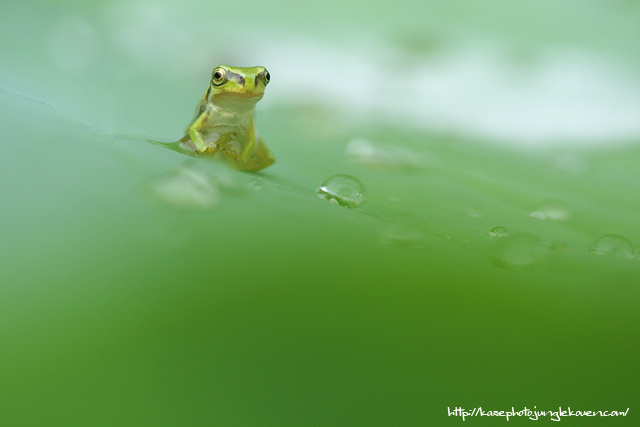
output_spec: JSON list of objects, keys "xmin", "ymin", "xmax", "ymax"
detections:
[{"xmin": 1, "ymin": 0, "xmax": 639, "ymax": 425}]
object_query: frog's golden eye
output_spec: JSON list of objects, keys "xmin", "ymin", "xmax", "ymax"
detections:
[
  {"xmin": 212, "ymin": 68, "xmax": 226, "ymax": 86},
  {"xmin": 264, "ymin": 71, "xmax": 270, "ymax": 84}
]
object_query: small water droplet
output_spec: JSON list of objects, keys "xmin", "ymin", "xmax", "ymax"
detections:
[
  {"xmin": 493, "ymin": 235, "xmax": 547, "ymax": 268},
  {"xmin": 529, "ymin": 211, "xmax": 546, "ymax": 220},
  {"xmin": 489, "ymin": 226, "xmax": 509, "ymax": 237},
  {"xmin": 588, "ymin": 235, "xmax": 636, "ymax": 259},
  {"xmin": 380, "ymin": 223, "xmax": 425, "ymax": 248},
  {"xmin": 316, "ymin": 174, "xmax": 365, "ymax": 208},
  {"xmin": 537, "ymin": 202, "xmax": 571, "ymax": 221},
  {"xmin": 467, "ymin": 208, "xmax": 483, "ymax": 218}
]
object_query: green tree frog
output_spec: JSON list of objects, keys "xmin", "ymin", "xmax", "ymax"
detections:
[{"xmin": 179, "ymin": 65, "xmax": 275, "ymax": 172}]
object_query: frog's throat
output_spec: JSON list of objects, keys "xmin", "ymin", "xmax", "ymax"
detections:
[{"xmin": 212, "ymin": 92, "xmax": 264, "ymax": 100}]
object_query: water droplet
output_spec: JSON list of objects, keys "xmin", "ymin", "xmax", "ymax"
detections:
[
  {"xmin": 316, "ymin": 174, "xmax": 365, "ymax": 208},
  {"xmin": 588, "ymin": 235, "xmax": 636, "ymax": 259},
  {"xmin": 489, "ymin": 226, "xmax": 509, "ymax": 237},
  {"xmin": 537, "ymin": 202, "xmax": 571, "ymax": 221},
  {"xmin": 467, "ymin": 208, "xmax": 483, "ymax": 218},
  {"xmin": 380, "ymin": 223, "xmax": 425, "ymax": 248},
  {"xmin": 150, "ymin": 167, "xmax": 219, "ymax": 208},
  {"xmin": 493, "ymin": 235, "xmax": 548, "ymax": 268},
  {"xmin": 529, "ymin": 211, "xmax": 546, "ymax": 220}
]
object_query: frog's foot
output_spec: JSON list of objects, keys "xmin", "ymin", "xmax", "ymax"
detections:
[
  {"xmin": 241, "ymin": 139, "xmax": 275, "ymax": 172},
  {"xmin": 217, "ymin": 145, "xmax": 244, "ymax": 169},
  {"xmin": 178, "ymin": 135, "xmax": 198, "ymax": 152},
  {"xmin": 179, "ymin": 135, "xmax": 218, "ymax": 156},
  {"xmin": 201, "ymin": 143, "xmax": 220, "ymax": 155},
  {"xmin": 214, "ymin": 132, "xmax": 247, "ymax": 166}
]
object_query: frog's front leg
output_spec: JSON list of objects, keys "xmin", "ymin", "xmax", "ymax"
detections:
[
  {"xmin": 188, "ymin": 128, "xmax": 207, "ymax": 152},
  {"xmin": 186, "ymin": 114, "xmax": 218, "ymax": 154}
]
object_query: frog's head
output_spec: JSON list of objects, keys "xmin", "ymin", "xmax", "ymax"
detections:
[{"xmin": 207, "ymin": 65, "xmax": 270, "ymax": 107}]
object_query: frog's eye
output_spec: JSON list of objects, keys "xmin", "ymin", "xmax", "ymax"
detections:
[
  {"xmin": 212, "ymin": 68, "xmax": 226, "ymax": 85},
  {"xmin": 264, "ymin": 71, "xmax": 270, "ymax": 84}
]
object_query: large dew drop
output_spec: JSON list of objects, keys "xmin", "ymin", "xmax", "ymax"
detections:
[
  {"xmin": 316, "ymin": 174, "xmax": 365, "ymax": 208},
  {"xmin": 588, "ymin": 234, "xmax": 636, "ymax": 259}
]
